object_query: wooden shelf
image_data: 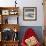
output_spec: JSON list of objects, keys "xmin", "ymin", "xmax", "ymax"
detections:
[
  {"xmin": 0, "ymin": 7, "xmax": 19, "ymax": 15},
  {"xmin": 2, "ymin": 40, "xmax": 19, "ymax": 42},
  {"xmin": 0, "ymin": 40, "xmax": 19, "ymax": 46},
  {"xmin": 0, "ymin": 7, "xmax": 20, "ymax": 46},
  {"xmin": 0, "ymin": 7, "xmax": 18, "ymax": 10},
  {"xmin": 0, "ymin": 24, "xmax": 20, "ymax": 32}
]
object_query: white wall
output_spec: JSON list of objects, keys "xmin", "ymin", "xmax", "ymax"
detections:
[{"xmin": 0, "ymin": 0, "xmax": 44, "ymax": 26}]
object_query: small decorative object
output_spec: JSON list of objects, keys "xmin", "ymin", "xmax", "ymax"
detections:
[
  {"xmin": 15, "ymin": 0, "xmax": 17, "ymax": 7},
  {"xmin": 2, "ymin": 16, "xmax": 8, "ymax": 24},
  {"xmin": 9, "ymin": 10, "xmax": 14, "ymax": 15},
  {"xmin": 23, "ymin": 7, "xmax": 37, "ymax": 21},
  {"xmin": 13, "ymin": 32, "xmax": 18, "ymax": 41},
  {"xmin": 5, "ymin": 18, "xmax": 8, "ymax": 24},
  {"xmin": 14, "ymin": 28, "xmax": 17, "ymax": 32},
  {"xmin": 13, "ymin": 28, "xmax": 19, "ymax": 40},
  {"xmin": 25, "ymin": 36, "xmax": 38, "ymax": 46},
  {"xmin": 9, "ymin": 9, "xmax": 17, "ymax": 15},
  {"xmin": 2, "ymin": 10, "xmax": 9, "ymax": 15}
]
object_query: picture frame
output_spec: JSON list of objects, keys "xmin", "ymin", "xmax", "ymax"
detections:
[
  {"xmin": 2, "ymin": 10, "xmax": 9, "ymax": 15},
  {"xmin": 23, "ymin": 7, "xmax": 37, "ymax": 21}
]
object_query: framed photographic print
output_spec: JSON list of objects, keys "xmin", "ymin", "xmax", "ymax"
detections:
[
  {"xmin": 23, "ymin": 7, "xmax": 37, "ymax": 21},
  {"xmin": 2, "ymin": 10, "xmax": 9, "ymax": 15}
]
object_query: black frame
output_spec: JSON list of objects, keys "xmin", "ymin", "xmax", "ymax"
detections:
[{"xmin": 23, "ymin": 7, "xmax": 37, "ymax": 21}]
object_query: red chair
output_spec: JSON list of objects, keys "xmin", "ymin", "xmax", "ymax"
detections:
[{"xmin": 21, "ymin": 28, "xmax": 41, "ymax": 46}]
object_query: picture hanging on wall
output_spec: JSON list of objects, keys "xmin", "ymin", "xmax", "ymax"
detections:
[{"xmin": 23, "ymin": 7, "xmax": 37, "ymax": 21}]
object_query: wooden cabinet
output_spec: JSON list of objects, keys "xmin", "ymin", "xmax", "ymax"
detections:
[
  {"xmin": 2, "ymin": 41, "xmax": 19, "ymax": 46},
  {"xmin": 0, "ymin": 7, "xmax": 20, "ymax": 46},
  {"xmin": 0, "ymin": 41, "xmax": 19, "ymax": 46}
]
